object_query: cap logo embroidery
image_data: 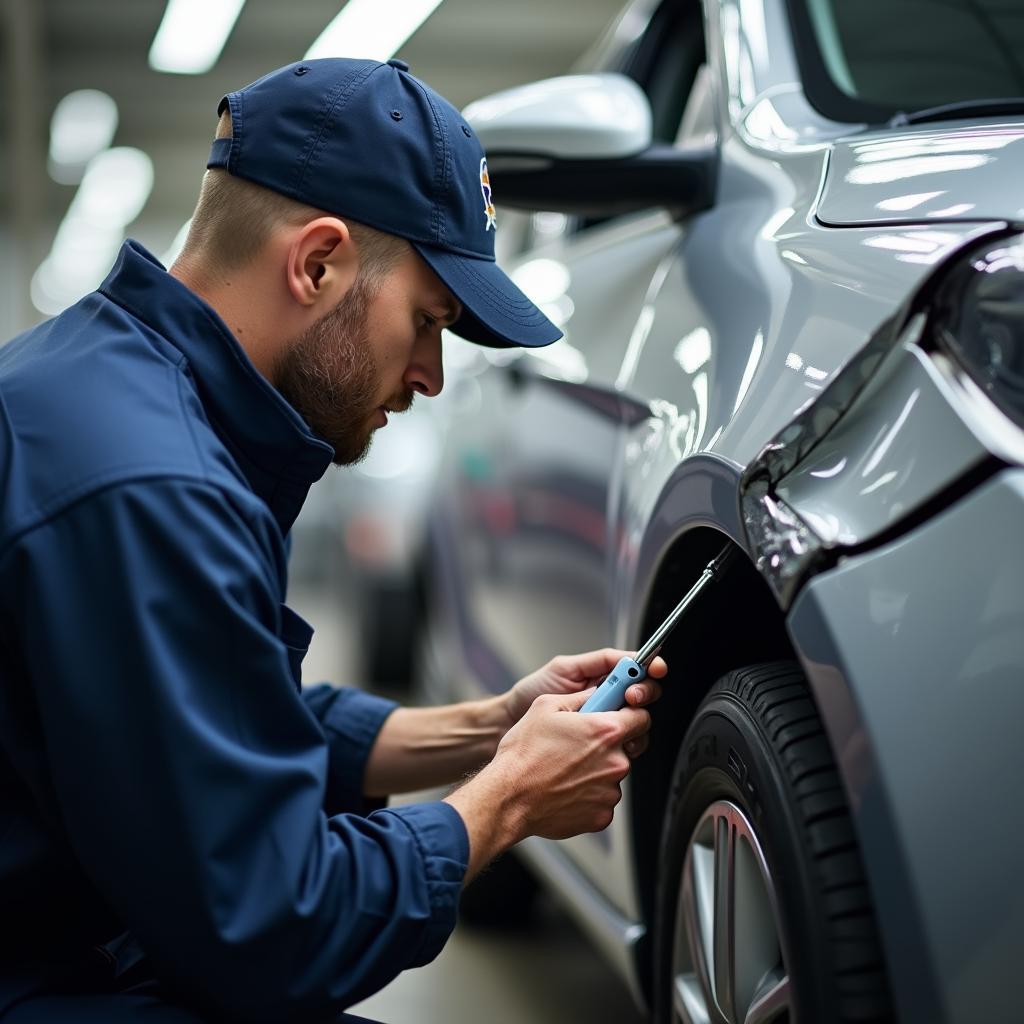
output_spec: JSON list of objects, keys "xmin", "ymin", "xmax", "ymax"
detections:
[{"xmin": 479, "ymin": 158, "xmax": 497, "ymax": 232}]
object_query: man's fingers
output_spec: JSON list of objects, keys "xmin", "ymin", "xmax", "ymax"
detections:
[
  {"xmin": 625, "ymin": 681, "xmax": 663, "ymax": 707},
  {"xmin": 555, "ymin": 649, "xmax": 669, "ymax": 688},
  {"xmin": 556, "ymin": 686, "xmax": 598, "ymax": 711},
  {"xmin": 556, "ymin": 648, "xmax": 628, "ymax": 681},
  {"xmin": 612, "ymin": 706, "xmax": 651, "ymax": 742},
  {"xmin": 646, "ymin": 655, "xmax": 668, "ymax": 679},
  {"xmin": 624, "ymin": 735, "xmax": 649, "ymax": 759}
]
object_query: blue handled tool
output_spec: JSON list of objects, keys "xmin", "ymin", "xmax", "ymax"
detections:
[{"xmin": 579, "ymin": 546, "xmax": 736, "ymax": 713}]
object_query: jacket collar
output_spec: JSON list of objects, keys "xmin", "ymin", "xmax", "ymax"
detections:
[{"xmin": 99, "ymin": 240, "xmax": 335, "ymax": 536}]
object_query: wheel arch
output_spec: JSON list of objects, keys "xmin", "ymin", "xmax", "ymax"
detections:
[{"xmin": 626, "ymin": 519, "xmax": 796, "ymax": 995}]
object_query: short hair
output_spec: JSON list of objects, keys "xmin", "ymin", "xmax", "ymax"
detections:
[{"xmin": 179, "ymin": 111, "xmax": 409, "ymax": 281}]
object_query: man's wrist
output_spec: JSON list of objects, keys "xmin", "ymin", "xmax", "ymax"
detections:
[
  {"xmin": 475, "ymin": 693, "xmax": 516, "ymax": 741},
  {"xmin": 445, "ymin": 694, "xmax": 513, "ymax": 765},
  {"xmin": 444, "ymin": 762, "xmax": 527, "ymax": 880}
]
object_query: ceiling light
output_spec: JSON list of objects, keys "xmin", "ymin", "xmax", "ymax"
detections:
[
  {"xmin": 305, "ymin": 0, "xmax": 444, "ymax": 62},
  {"xmin": 49, "ymin": 90, "xmax": 119, "ymax": 184},
  {"xmin": 32, "ymin": 148, "xmax": 154, "ymax": 316},
  {"xmin": 72, "ymin": 148, "xmax": 155, "ymax": 227},
  {"xmin": 149, "ymin": 0, "xmax": 246, "ymax": 74}
]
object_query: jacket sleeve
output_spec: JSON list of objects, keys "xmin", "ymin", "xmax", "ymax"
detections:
[
  {"xmin": 10, "ymin": 477, "xmax": 468, "ymax": 1021},
  {"xmin": 300, "ymin": 683, "xmax": 398, "ymax": 816}
]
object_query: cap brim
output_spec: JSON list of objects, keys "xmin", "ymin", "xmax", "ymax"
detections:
[{"xmin": 412, "ymin": 243, "xmax": 562, "ymax": 348}]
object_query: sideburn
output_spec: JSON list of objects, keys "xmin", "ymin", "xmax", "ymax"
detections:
[{"xmin": 275, "ymin": 276, "xmax": 381, "ymax": 465}]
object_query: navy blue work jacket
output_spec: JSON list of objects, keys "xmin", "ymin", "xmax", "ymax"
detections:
[{"xmin": 0, "ymin": 241, "xmax": 468, "ymax": 1021}]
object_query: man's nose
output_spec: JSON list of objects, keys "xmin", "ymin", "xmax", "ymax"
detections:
[{"xmin": 405, "ymin": 333, "xmax": 444, "ymax": 397}]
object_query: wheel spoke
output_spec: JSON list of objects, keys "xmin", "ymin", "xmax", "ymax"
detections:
[
  {"xmin": 671, "ymin": 801, "xmax": 790, "ymax": 1024},
  {"xmin": 674, "ymin": 975, "xmax": 711, "ymax": 1024},
  {"xmin": 744, "ymin": 971, "xmax": 791, "ymax": 1024},
  {"xmin": 713, "ymin": 812, "xmax": 737, "ymax": 1021},
  {"xmin": 681, "ymin": 841, "xmax": 719, "ymax": 1021},
  {"xmin": 733, "ymin": 835, "xmax": 784, "ymax": 1018},
  {"xmin": 672, "ymin": 974, "xmax": 689, "ymax": 1022}
]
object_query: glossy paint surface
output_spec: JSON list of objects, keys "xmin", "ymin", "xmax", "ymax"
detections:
[
  {"xmin": 819, "ymin": 122, "xmax": 1024, "ymax": 226},
  {"xmin": 465, "ymin": 72, "xmax": 653, "ymax": 159},
  {"xmin": 775, "ymin": 342, "xmax": 991, "ymax": 546},
  {"xmin": 787, "ymin": 470, "xmax": 1024, "ymax": 1024}
]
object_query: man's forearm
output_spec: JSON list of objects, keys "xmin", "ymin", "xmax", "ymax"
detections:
[
  {"xmin": 443, "ymin": 767, "xmax": 525, "ymax": 882},
  {"xmin": 362, "ymin": 696, "xmax": 510, "ymax": 797}
]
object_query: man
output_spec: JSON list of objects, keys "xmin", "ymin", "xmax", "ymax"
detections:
[{"xmin": 0, "ymin": 58, "xmax": 665, "ymax": 1022}]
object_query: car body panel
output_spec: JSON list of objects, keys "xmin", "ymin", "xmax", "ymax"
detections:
[
  {"xmin": 787, "ymin": 469, "xmax": 1024, "ymax": 1024},
  {"xmin": 818, "ymin": 122, "xmax": 1024, "ymax": 227},
  {"xmin": 775, "ymin": 337, "xmax": 992, "ymax": 546}
]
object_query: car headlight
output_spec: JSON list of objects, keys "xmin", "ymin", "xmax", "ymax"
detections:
[{"xmin": 929, "ymin": 232, "xmax": 1024, "ymax": 429}]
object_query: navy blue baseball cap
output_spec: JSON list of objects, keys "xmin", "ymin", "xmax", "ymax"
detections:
[{"xmin": 207, "ymin": 57, "xmax": 561, "ymax": 349}]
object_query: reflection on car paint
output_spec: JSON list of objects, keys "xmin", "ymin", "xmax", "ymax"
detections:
[{"xmin": 819, "ymin": 125, "xmax": 1024, "ymax": 226}]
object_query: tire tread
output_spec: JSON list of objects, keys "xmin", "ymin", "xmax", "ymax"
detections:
[{"xmin": 712, "ymin": 662, "xmax": 894, "ymax": 1023}]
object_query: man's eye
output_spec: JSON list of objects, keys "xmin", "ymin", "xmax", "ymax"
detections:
[{"xmin": 421, "ymin": 314, "xmax": 439, "ymax": 330}]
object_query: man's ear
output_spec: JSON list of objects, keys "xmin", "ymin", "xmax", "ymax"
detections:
[{"xmin": 285, "ymin": 218, "xmax": 359, "ymax": 309}]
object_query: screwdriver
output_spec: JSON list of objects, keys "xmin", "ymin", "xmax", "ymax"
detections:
[{"xmin": 579, "ymin": 545, "xmax": 736, "ymax": 713}]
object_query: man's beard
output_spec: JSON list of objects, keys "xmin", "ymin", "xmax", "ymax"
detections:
[{"xmin": 276, "ymin": 276, "xmax": 414, "ymax": 466}]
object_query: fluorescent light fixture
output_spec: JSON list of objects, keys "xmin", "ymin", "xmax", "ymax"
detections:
[
  {"xmin": 72, "ymin": 148, "xmax": 155, "ymax": 226},
  {"xmin": 32, "ymin": 148, "xmax": 154, "ymax": 316},
  {"xmin": 305, "ymin": 0, "xmax": 444, "ymax": 62},
  {"xmin": 149, "ymin": 0, "xmax": 246, "ymax": 74},
  {"xmin": 49, "ymin": 90, "xmax": 119, "ymax": 184}
]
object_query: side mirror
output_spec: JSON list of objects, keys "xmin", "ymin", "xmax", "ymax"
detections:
[
  {"xmin": 464, "ymin": 73, "xmax": 715, "ymax": 218},
  {"xmin": 465, "ymin": 73, "xmax": 654, "ymax": 160}
]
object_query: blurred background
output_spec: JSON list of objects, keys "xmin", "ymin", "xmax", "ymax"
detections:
[
  {"xmin": 0, "ymin": 1, "xmax": 644, "ymax": 1019},
  {"xmin": 0, "ymin": 0, "xmax": 626, "ymax": 332}
]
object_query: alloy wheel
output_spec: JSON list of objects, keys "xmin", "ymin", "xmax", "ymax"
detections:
[{"xmin": 671, "ymin": 800, "xmax": 792, "ymax": 1024}]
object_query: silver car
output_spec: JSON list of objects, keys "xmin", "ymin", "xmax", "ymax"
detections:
[{"xmin": 419, "ymin": 1, "xmax": 1024, "ymax": 1021}]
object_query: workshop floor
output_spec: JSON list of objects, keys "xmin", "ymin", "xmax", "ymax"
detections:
[
  {"xmin": 354, "ymin": 898, "xmax": 646, "ymax": 1023},
  {"xmin": 288, "ymin": 564, "xmax": 648, "ymax": 1024}
]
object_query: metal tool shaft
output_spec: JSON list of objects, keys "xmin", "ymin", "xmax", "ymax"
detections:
[{"xmin": 635, "ymin": 545, "xmax": 736, "ymax": 666}]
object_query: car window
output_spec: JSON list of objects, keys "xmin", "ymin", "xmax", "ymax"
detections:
[
  {"xmin": 789, "ymin": 0, "xmax": 1024, "ymax": 123},
  {"xmin": 622, "ymin": 0, "xmax": 706, "ymax": 144}
]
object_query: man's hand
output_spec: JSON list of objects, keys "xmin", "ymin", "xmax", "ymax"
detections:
[
  {"xmin": 503, "ymin": 648, "xmax": 666, "ymax": 757},
  {"xmin": 445, "ymin": 686, "xmax": 654, "ymax": 877},
  {"xmin": 363, "ymin": 650, "xmax": 665, "ymax": 797}
]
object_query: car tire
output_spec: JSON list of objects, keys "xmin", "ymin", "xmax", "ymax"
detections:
[{"xmin": 652, "ymin": 662, "xmax": 894, "ymax": 1023}]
